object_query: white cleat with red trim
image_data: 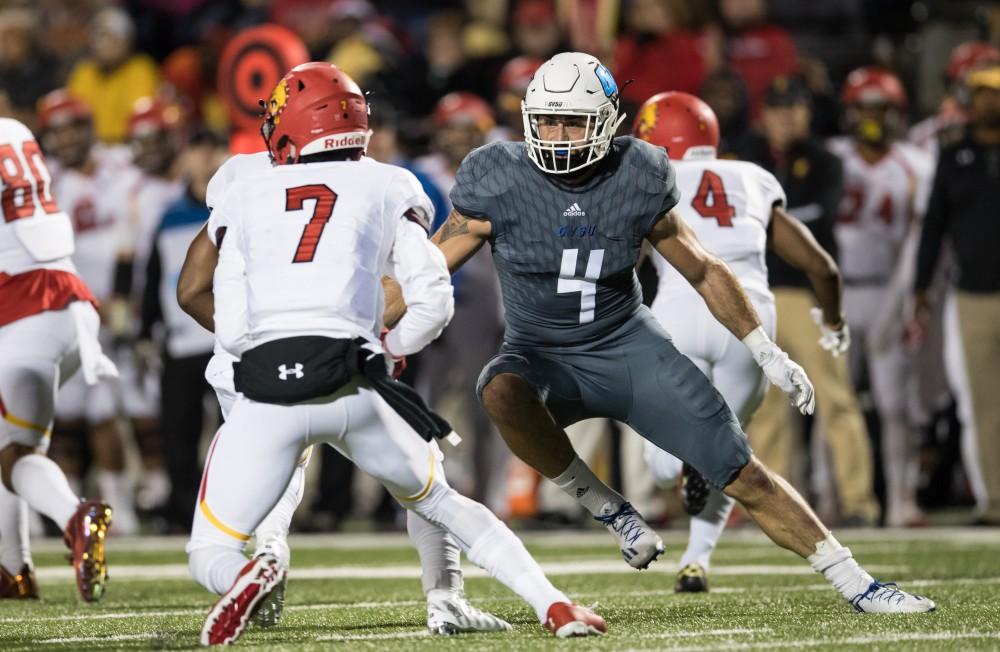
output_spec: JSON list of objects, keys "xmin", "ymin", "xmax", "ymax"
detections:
[
  {"xmin": 200, "ymin": 553, "xmax": 287, "ymax": 646},
  {"xmin": 544, "ymin": 602, "xmax": 607, "ymax": 638}
]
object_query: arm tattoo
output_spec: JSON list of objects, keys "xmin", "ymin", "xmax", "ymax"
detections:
[{"xmin": 437, "ymin": 210, "xmax": 470, "ymax": 242}]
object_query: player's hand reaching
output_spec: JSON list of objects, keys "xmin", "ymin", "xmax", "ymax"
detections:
[
  {"xmin": 810, "ymin": 308, "xmax": 850, "ymax": 357},
  {"xmin": 742, "ymin": 327, "xmax": 816, "ymax": 415}
]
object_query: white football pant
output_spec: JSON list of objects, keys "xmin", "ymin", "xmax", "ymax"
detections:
[{"xmin": 187, "ymin": 380, "xmax": 567, "ymax": 622}]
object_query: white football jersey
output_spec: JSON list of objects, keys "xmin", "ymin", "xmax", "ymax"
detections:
[
  {"xmin": 654, "ymin": 157, "xmax": 784, "ymax": 302},
  {"xmin": 0, "ymin": 118, "xmax": 76, "ymax": 276},
  {"xmin": 50, "ymin": 148, "xmax": 133, "ymax": 301},
  {"xmin": 827, "ymin": 137, "xmax": 934, "ymax": 284},
  {"xmin": 210, "ymin": 156, "xmax": 453, "ymax": 358}
]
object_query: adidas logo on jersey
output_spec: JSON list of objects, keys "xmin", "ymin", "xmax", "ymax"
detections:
[
  {"xmin": 277, "ymin": 363, "xmax": 305, "ymax": 380},
  {"xmin": 563, "ymin": 203, "xmax": 586, "ymax": 217}
]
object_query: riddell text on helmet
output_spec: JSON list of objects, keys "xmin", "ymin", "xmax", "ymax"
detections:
[{"xmin": 324, "ymin": 134, "xmax": 366, "ymax": 149}]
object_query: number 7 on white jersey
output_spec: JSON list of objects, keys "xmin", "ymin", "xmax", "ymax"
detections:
[{"xmin": 558, "ymin": 248, "xmax": 604, "ymax": 324}]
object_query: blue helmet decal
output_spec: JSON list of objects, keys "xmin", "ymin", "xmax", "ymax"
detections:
[{"xmin": 594, "ymin": 64, "xmax": 617, "ymax": 98}]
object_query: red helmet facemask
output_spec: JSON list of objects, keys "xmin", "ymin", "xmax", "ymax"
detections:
[
  {"xmin": 632, "ymin": 91, "xmax": 720, "ymax": 160},
  {"xmin": 260, "ymin": 62, "xmax": 370, "ymax": 165}
]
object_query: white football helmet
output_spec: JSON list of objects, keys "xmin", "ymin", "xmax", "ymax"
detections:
[{"xmin": 522, "ymin": 52, "xmax": 626, "ymax": 175}]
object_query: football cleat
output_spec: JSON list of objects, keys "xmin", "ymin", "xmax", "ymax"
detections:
[
  {"xmin": 545, "ymin": 602, "xmax": 607, "ymax": 637},
  {"xmin": 674, "ymin": 563, "xmax": 708, "ymax": 593},
  {"xmin": 849, "ymin": 581, "xmax": 937, "ymax": 614},
  {"xmin": 249, "ymin": 540, "xmax": 290, "ymax": 628},
  {"xmin": 594, "ymin": 502, "xmax": 665, "ymax": 569},
  {"xmin": 426, "ymin": 589, "xmax": 513, "ymax": 635},
  {"xmin": 681, "ymin": 463, "xmax": 710, "ymax": 516},
  {"xmin": 201, "ymin": 554, "xmax": 287, "ymax": 646},
  {"xmin": 0, "ymin": 564, "xmax": 39, "ymax": 599},
  {"xmin": 64, "ymin": 500, "xmax": 112, "ymax": 602}
]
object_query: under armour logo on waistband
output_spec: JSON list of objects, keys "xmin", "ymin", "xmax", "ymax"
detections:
[{"xmin": 277, "ymin": 363, "xmax": 304, "ymax": 380}]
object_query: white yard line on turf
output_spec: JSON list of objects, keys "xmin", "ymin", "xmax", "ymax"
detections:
[
  {"xmin": 642, "ymin": 628, "xmax": 768, "ymax": 640},
  {"xmin": 35, "ymin": 633, "xmax": 161, "ymax": 644},
  {"xmin": 31, "ymin": 561, "xmax": 907, "ymax": 582},
  {"xmin": 317, "ymin": 630, "xmax": 431, "ymax": 641},
  {"xmin": 646, "ymin": 630, "xmax": 1000, "ymax": 651},
  {"xmin": 6, "ymin": 576, "xmax": 998, "ymax": 626}
]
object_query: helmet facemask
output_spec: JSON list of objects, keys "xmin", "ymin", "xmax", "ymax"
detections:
[{"xmin": 522, "ymin": 99, "xmax": 624, "ymax": 174}]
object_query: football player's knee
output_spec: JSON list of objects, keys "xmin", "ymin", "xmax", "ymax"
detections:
[
  {"xmin": 480, "ymin": 373, "xmax": 533, "ymax": 418},
  {"xmin": 405, "ymin": 482, "xmax": 494, "ymax": 543},
  {"xmin": 724, "ymin": 456, "xmax": 775, "ymax": 502},
  {"xmin": 0, "ymin": 444, "xmax": 34, "ymax": 491}
]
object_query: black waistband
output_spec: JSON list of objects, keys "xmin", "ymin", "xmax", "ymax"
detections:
[{"xmin": 233, "ymin": 336, "xmax": 452, "ymax": 442}]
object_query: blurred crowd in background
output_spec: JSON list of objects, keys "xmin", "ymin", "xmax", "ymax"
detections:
[{"xmin": 1, "ymin": 0, "xmax": 998, "ymax": 537}]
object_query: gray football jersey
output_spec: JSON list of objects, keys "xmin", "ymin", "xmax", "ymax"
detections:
[{"xmin": 450, "ymin": 136, "xmax": 680, "ymax": 347}]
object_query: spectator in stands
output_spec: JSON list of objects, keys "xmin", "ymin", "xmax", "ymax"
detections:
[
  {"xmin": 913, "ymin": 62, "xmax": 1000, "ymax": 527},
  {"xmin": 140, "ymin": 129, "xmax": 226, "ymax": 532},
  {"xmin": 717, "ymin": 0, "xmax": 798, "ymax": 123},
  {"xmin": 614, "ymin": 0, "xmax": 716, "ymax": 113},
  {"xmin": 511, "ymin": 0, "xmax": 564, "ymax": 61},
  {"xmin": 700, "ymin": 68, "xmax": 754, "ymax": 156},
  {"xmin": 67, "ymin": 6, "xmax": 160, "ymax": 144},
  {"xmin": 744, "ymin": 76, "xmax": 880, "ymax": 526},
  {"xmin": 494, "ymin": 56, "xmax": 542, "ymax": 141},
  {"xmin": 0, "ymin": 8, "xmax": 60, "ymax": 130}
]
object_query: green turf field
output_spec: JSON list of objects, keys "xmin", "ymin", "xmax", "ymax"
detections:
[{"xmin": 2, "ymin": 528, "xmax": 998, "ymax": 650}]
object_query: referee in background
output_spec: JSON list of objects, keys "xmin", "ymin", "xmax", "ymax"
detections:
[{"xmin": 913, "ymin": 62, "xmax": 1000, "ymax": 526}]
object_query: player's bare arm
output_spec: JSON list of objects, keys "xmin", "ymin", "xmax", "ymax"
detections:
[
  {"xmin": 646, "ymin": 208, "xmax": 761, "ymax": 340},
  {"xmin": 768, "ymin": 206, "xmax": 844, "ymax": 326},
  {"xmin": 177, "ymin": 224, "xmax": 218, "ymax": 332},
  {"xmin": 383, "ymin": 209, "xmax": 491, "ymax": 328}
]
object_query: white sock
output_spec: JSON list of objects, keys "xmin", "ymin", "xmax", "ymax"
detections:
[
  {"xmin": 551, "ymin": 455, "xmax": 626, "ymax": 518},
  {"xmin": 0, "ymin": 482, "xmax": 31, "ymax": 573},
  {"xmin": 466, "ymin": 521, "xmax": 568, "ymax": 623},
  {"xmin": 10, "ymin": 454, "xmax": 79, "ymax": 529},
  {"xmin": 96, "ymin": 470, "xmax": 138, "ymax": 536},
  {"xmin": 254, "ymin": 464, "xmax": 305, "ymax": 566},
  {"xmin": 188, "ymin": 546, "xmax": 250, "ymax": 595},
  {"xmin": 406, "ymin": 510, "xmax": 463, "ymax": 595},
  {"xmin": 807, "ymin": 533, "xmax": 874, "ymax": 599},
  {"xmin": 679, "ymin": 488, "xmax": 734, "ymax": 571}
]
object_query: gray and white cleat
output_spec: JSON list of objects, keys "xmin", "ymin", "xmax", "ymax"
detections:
[
  {"xmin": 594, "ymin": 502, "xmax": 665, "ymax": 570},
  {"xmin": 426, "ymin": 589, "xmax": 513, "ymax": 635},
  {"xmin": 850, "ymin": 581, "xmax": 937, "ymax": 614}
]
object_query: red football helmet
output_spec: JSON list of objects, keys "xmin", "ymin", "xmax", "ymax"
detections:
[
  {"xmin": 947, "ymin": 42, "xmax": 1000, "ymax": 83},
  {"xmin": 631, "ymin": 91, "xmax": 719, "ymax": 160},
  {"xmin": 37, "ymin": 90, "xmax": 91, "ymax": 130},
  {"xmin": 432, "ymin": 92, "xmax": 495, "ymax": 132},
  {"xmin": 840, "ymin": 67, "xmax": 907, "ymax": 109},
  {"xmin": 128, "ymin": 97, "xmax": 183, "ymax": 137},
  {"xmin": 261, "ymin": 62, "xmax": 370, "ymax": 165},
  {"xmin": 499, "ymin": 56, "xmax": 544, "ymax": 95}
]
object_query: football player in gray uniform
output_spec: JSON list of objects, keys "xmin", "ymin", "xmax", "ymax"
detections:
[{"xmin": 385, "ymin": 52, "xmax": 935, "ymax": 614}]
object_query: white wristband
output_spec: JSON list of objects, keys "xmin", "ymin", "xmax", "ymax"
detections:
[{"xmin": 741, "ymin": 325, "xmax": 771, "ymax": 355}]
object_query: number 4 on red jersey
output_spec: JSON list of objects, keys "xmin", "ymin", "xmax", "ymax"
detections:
[{"xmin": 690, "ymin": 170, "xmax": 734, "ymax": 227}]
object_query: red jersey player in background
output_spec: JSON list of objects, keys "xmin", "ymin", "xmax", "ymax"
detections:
[{"xmin": 0, "ymin": 115, "xmax": 116, "ymax": 601}]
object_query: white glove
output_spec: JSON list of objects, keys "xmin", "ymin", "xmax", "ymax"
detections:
[
  {"xmin": 810, "ymin": 308, "xmax": 850, "ymax": 357},
  {"xmin": 743, "ymin": 327, "xmax": 816, "ymax": 415}
]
